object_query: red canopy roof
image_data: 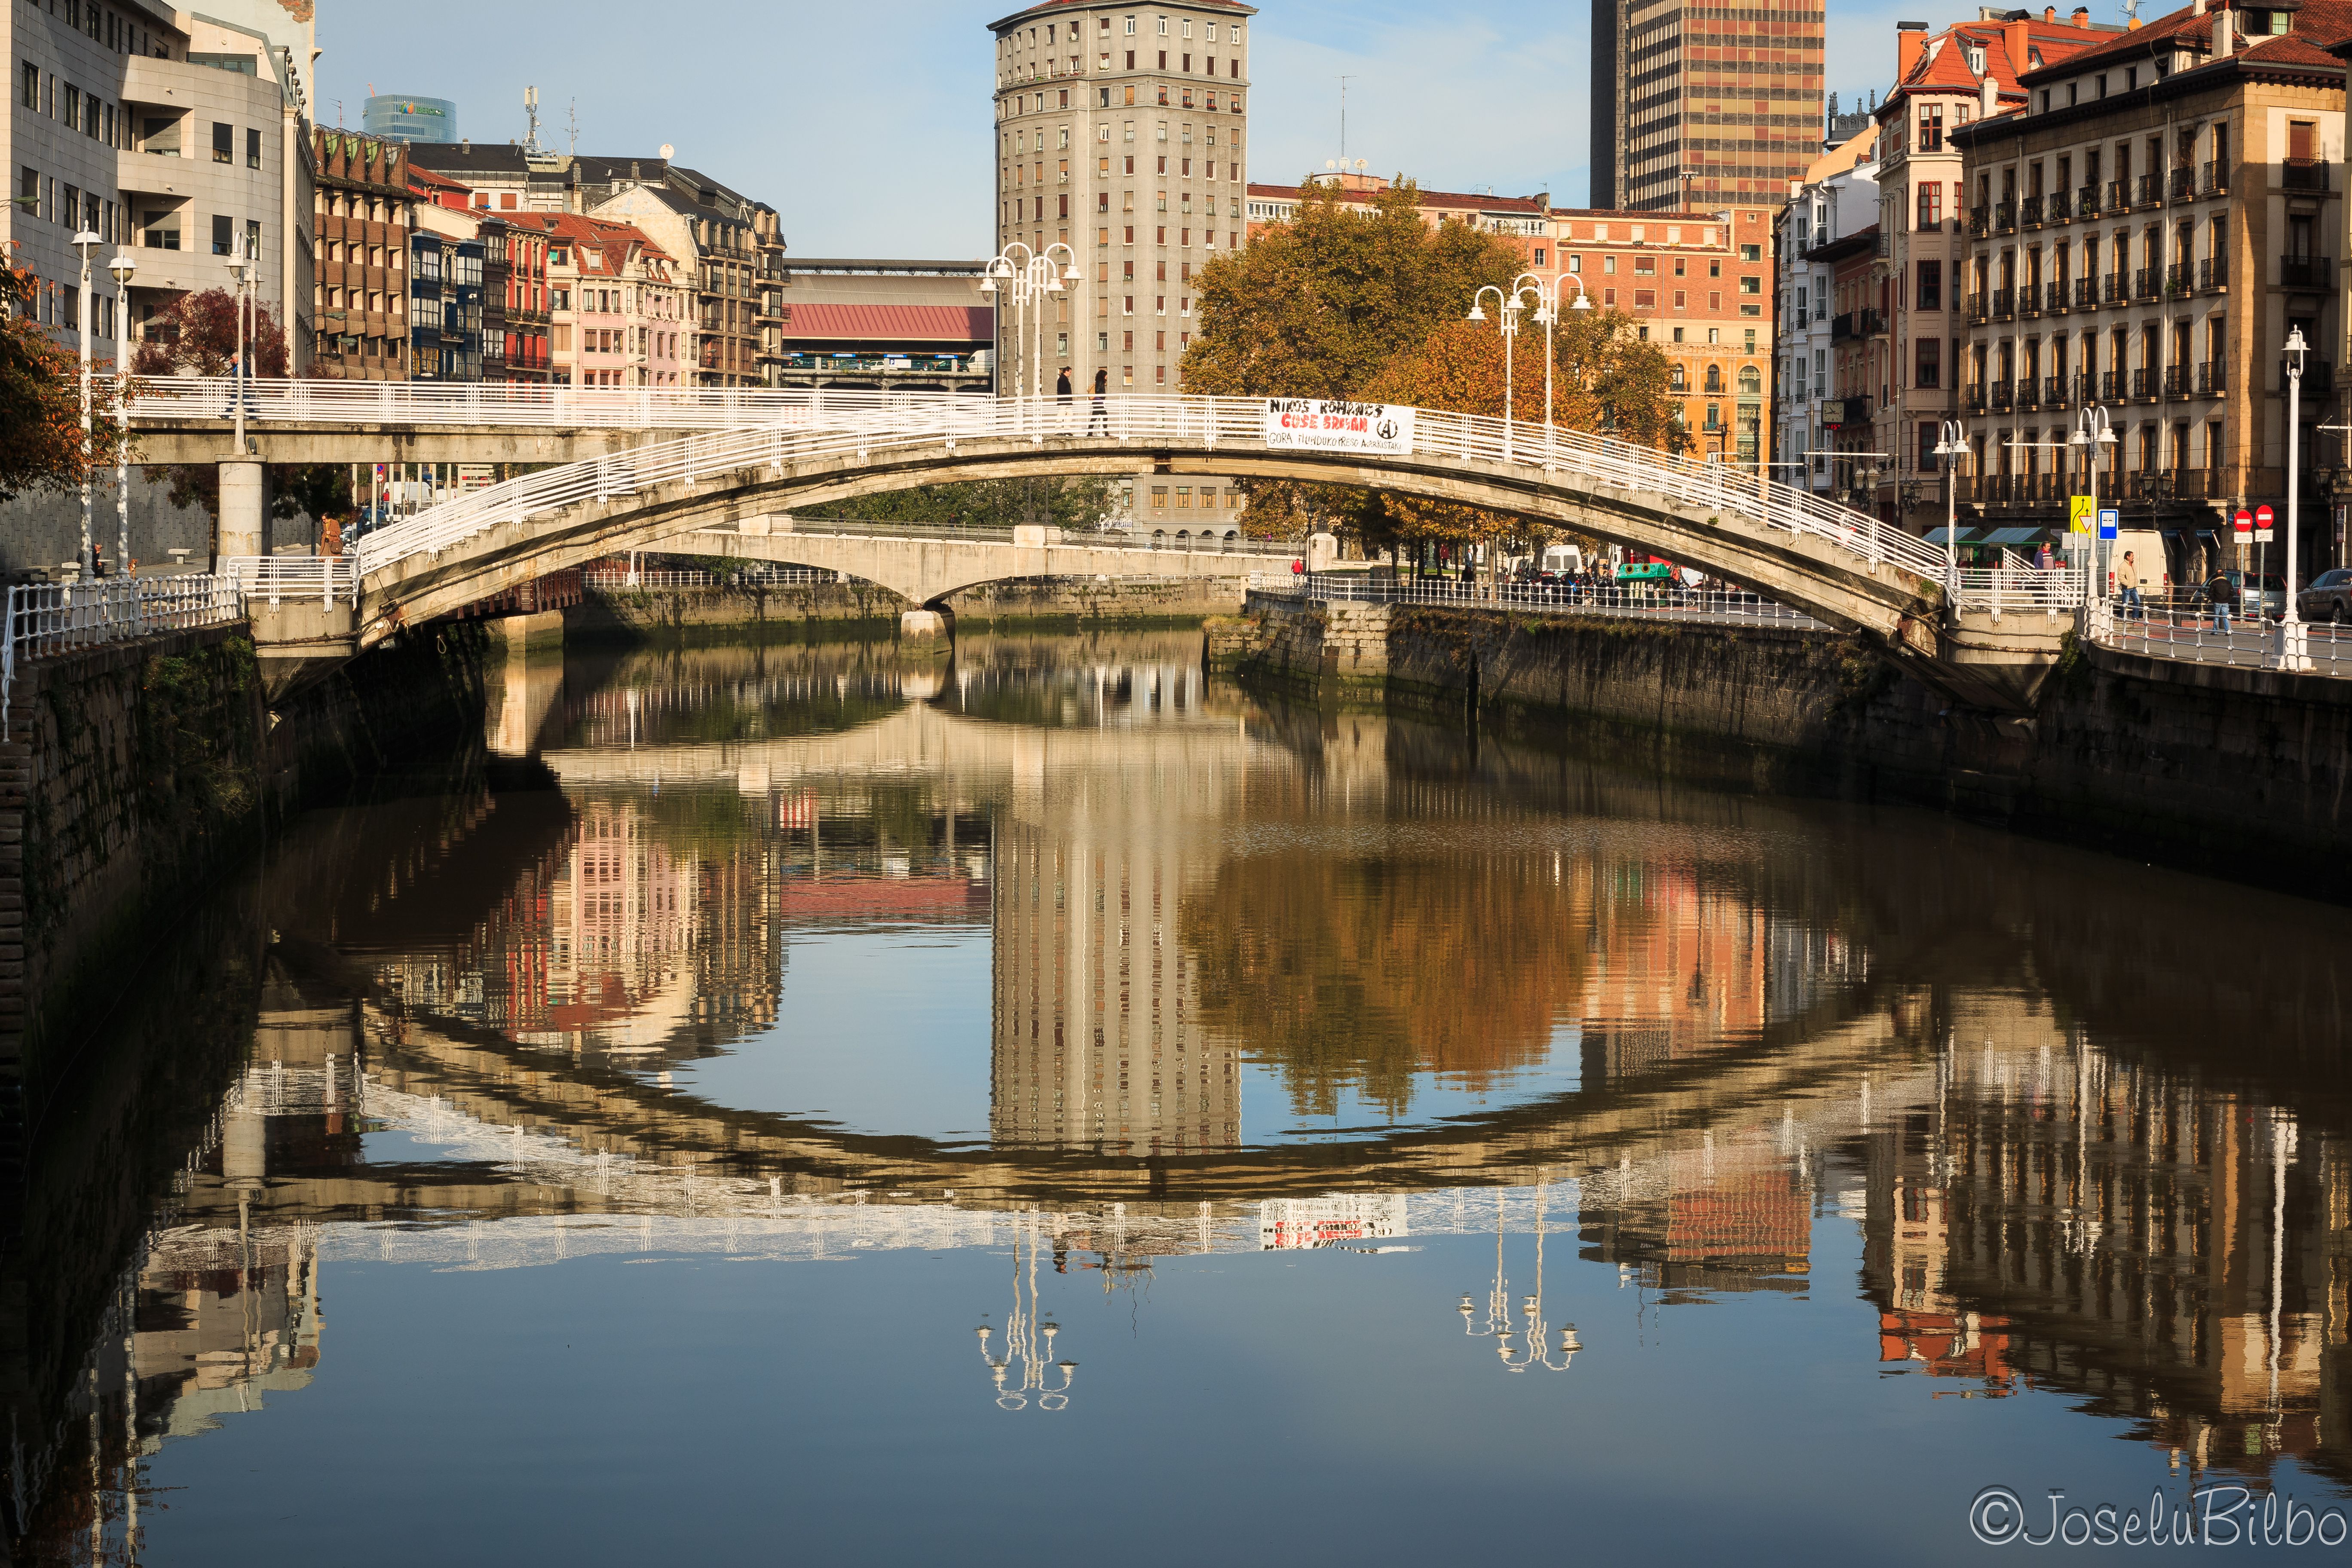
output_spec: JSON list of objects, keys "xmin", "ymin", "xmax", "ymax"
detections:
[{"xmin": 783, "ymin": 303, "xmax": 993, "ymax": 343}]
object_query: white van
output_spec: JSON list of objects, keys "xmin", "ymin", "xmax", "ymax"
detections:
[{"xmin": 2110, "ymin": 528, "xmax": 2170, "ymax": 600}]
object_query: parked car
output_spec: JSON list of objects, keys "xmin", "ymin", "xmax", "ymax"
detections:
[
  {"xmin": 2297, "ymin": 567, "xmax": 2352, "ymax": 623},
  {"xmin": 2226, "ymin": 571, "xmax": 2288, "ymax": 619}
]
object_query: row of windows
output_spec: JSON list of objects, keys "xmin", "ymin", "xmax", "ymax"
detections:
[
  {"xmin": 1002, "ymin": 85, "xmax": 1241, "ymax": 116},
  {"xmin": 1004, "ymin": 16, "xmax": 1241, "ymax": 47},
  {"xmin": 1007, "ymin": 121, "xmax": 1234, "ymax": 152},
  {"xmin": 29, "ymin": 0, "xmax": 153, "ymax": 55},
  {"xmin": 9, "ymin": 271, "xmax": 118, "ymax": 332},
  {"xmin": 127, "ymin": 203, "xmax": 260, "ymax": 260},
  {"xmin": 15, "ymin": 165, "xmax": 116, "ymax": 239}
]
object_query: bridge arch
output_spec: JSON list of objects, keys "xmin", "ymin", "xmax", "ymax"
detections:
[{"xmin": 350, "ymin": 398, "xmax": 1951, "ymax": 656}]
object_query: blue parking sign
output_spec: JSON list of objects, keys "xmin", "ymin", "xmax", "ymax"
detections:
[{"xmin": 2097, "ymin": 507, "xmax": 2119, "ymax": 540}]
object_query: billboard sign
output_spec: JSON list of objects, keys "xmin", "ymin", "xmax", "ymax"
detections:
[{"xmin": 1264, "ymin": 399, "xmax": 1416, "ymax": 456}]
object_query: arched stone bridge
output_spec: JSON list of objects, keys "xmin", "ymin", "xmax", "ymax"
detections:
[{"xmin": 171, "ymin": 385, "xmax": 2058, "ymax": 710}]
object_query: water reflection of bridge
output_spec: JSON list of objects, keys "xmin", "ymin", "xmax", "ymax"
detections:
[{"xmin": 12, "ymin": 642, "xmax": 2352, "ymax": 1561}]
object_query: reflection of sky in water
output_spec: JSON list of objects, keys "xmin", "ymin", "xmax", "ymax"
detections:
[
  {"xmin": 666, "ymin": 928, "xmax": 996, "ymax": 1144},
  {"xmin": 1238, "ymin": 1022, "xmax": 1585, "ymax": 1141}
]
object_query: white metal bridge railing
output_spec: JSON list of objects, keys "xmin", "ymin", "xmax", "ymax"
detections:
[
  {"xmin": 219, "ymin": 554, "xmax": 360, "ymax": 607},
  {"xmin": 336, "ymin": 392, "xmax": 1948, "ymax": 601},
  {"xmin": 132, "ymin": 377, "xmax": 982, "ymax": 432},
  {"xmin": 2, "ymin": 575, "xmax": 244, "ymax": 732},
  {"xmin": 1255, "ymin": 573, "xmax": 1827, "ymax": 630},
  {"xmin": 2083, "ymin": 600, "xmax": 2352, "ymax": 677}
]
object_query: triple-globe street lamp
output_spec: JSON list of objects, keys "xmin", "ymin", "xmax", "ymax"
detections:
[
  {"xmin": 980, "ymin": 241, "xmax": 1081, "ymax": 414},
  {"xmin": 1467, "ymin": 272, "xmax": 1590, "ymax": 466}
]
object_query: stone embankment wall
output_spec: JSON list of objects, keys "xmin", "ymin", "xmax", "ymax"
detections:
[
  {"xmin": 1209, "ymin": 594, "xmax": 2352, "ymax": 897},
  {"xmin": 0, "ymin": 622, "xmax": 486, "ymax": 1172},
  {"xmin": 571, "ymin": 576, "xmax": 1246, "ymax": 642}
]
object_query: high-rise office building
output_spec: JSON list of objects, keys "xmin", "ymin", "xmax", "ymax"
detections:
[{"xmin": 1590, "ymin": 0, "xmax": 1825, "ymax": 213}]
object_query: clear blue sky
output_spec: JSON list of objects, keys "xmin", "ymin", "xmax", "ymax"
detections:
[{"xmin": 318, "ymin": 0, "xmax": 1962, "ymax": 257}]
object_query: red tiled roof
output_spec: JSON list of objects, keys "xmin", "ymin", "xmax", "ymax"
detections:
[
  {"xmin": 408, "ymin": 165, "xmax": 469, "ymax": 194},
  {"xmin": 2020, "ymin": 0, "xmax": 2352, "ymax": 79},
  {"xmin": 528, "ymin": 212, "xmax": 672, "ymax": 273},
  {"xmin": 782, "ymin": 303, "xmax": 993, "ymax": 343}
]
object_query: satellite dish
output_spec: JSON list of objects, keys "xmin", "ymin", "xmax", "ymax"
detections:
[{"xmin": 659, "ymin": 143, "xmax": 675, "ymax": 160}]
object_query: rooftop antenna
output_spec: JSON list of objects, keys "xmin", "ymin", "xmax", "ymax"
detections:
[
  {"xmin": 1339, "ymin": 75, "xmax": 1353, "ymax": 163},
  {"xmin": 566, "ymin": 98, "xmax": 579, "ymax": 156},
  {"xmin": 335, "ymin": 98, "xmax": 343, "ymax": 126},
  {"xmin": 2121, "ymin": 0, "xmax": 2141, "ymax": 20},
  {"xmin": 524, "ymin": 85, "xmax": 542, "ymax": 154}
]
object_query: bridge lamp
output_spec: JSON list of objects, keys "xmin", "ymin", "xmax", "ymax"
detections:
[
  {"xmin": 1465, "ymin": 302, "xmax": 1487, "ymax": 322},
  {"xmin": 108, "ymin": 251, "xmax": 136, "ymax": 581},
  {"xmin": 72, "ymin": 229, "xmax": 102, "ymax": 579}
]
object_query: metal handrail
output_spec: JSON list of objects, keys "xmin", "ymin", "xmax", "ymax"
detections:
[
  {"xmin": 1263, "ymin": 573, "xmax": 1827, "ymax": 630},
  {"xmin": 341, "ymin": 392, "xmax": 1949, "ymax": 604},
  {"xmin": 3, "ymin": 575, "xmax": 244, "ymax": 731},
  {"xmin": 218, "ymin": 554, "xmax": 359, "ymax": 607}
]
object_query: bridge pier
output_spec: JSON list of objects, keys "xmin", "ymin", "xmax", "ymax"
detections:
[
  {"xmin": 900, "ymin": 608, "xmax": 952, "ymax": 643},
  {"xmin": 216, "ymin": 458, "xmax": 267, "ymax": 564}
]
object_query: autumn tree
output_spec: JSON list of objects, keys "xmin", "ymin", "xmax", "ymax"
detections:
[
  {"xmin": 1182, "ymin": 179, "xmax": 1522, "ymax": 541},
  {"xmin": 0, "ymin": 253, "xmax": 133, "ymax": 502},
  {"xmin": 817, "ymin": 474, "xmax": 1120, "ymax": 533},
  {"xmin": 132, "ymin": 288, "xmax": 349, "ymax": 523},
  {"xmin": 1360, "ymin": 311, "xmax": 1689, "ymax": 555}
]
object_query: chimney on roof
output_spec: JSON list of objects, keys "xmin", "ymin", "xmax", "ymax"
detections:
[
  {"xmin": 2003, "ymin": 16, "xmax": 2031, "ymax": 74},
  {"xmin": 2071, "ymin": 4, "xmax": 2088, "ymax": 20},
  {"xmin": 1981, "ymin": 72, "xmax": 1999, "ymax": 114},
  {"xmin": 1898, "ymin": 20, "xmax": 1930, "ymax": 82},
  {"xmin": 2215, "ymin": 3, "xmax": 2233, "ymax": 52},
  {"xmin": 460, "ymin": 138, "xmax": 470, "ymax": 152}
]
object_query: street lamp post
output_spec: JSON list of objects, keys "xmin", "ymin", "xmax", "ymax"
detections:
[
  {"xmin": 2282, "ymin": 327, "xmax": 2311, "ymax": 669},
  {"xmin": 1932, "ymin": 419, "xmax": 1967, "ymax": 601},
  {"xmin": 980, "ymin": 242, "xmax": 1081, "ymax": 420},
  {"xmin": 2069, "ymin": 404, "xmax": 2116, "ymax": 603},
  {"xmin": 73, "ymin": 228, "xmax": 101, "ymax": 579},
  {"xmin": 226, "ymin": 238, "xmax": 253, "ymax": 458},
  {"xmin": 110, "ymin": 251, "xmax": 135, "ymax": 576},
  {"xmin": 1468, "ymin": 273, "xmax": 1591, "ymax": 468}
]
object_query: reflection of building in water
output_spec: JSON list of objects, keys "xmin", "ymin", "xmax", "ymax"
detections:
[
  {"xmin": 1578, "ymin": 1134, "xmax": 1816, "ymax": 1297},
  {"xmin": 992, "ymin": 813, "xmax": 1240, "ymax": 1156},
  {"xmin": 1857, "ymin": 993, "xmax": 2352, "ymax": 1478},
  {"xmin": 1577, "ymin": 863, "xmax": 1808, "ymax": 1078},
  {"xmin": 1259, "ymin": 1194, "xmax": 1409, "ymax": 1250}
]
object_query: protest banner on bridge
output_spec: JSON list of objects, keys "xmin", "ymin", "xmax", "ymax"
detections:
[{"xmin": 1263, "ymin": 398, "xmax": 1416, "ymax": 455}]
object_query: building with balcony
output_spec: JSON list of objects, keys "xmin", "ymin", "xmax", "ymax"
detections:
[
  {"xmin": 1775, "ymin": 124, "xmax": 1881, "ymax": 501},
  {"xmin": 1952, "ymin": 0, "xmax": 2346, "ymax": 582},
  {"xmin": 1550, "ymin": 207, "xmax": 1774, "ymax": 465},
  {"xmin": 310, "ymin": 128, "xmax": 414, "ymax": 379},
  {"xmin": 1872, "ymin": 8, "xmax": 2123, "ymax": 529},
  {"xmin": 589, "ymin": 167, "xmax": 784, "ymax": 388},
  {"xmin": 530, "ymin": 212, "xmax": 684, "ymax": 389},
  {"xmin": 409, "ymin": 202, "xmax": 484, "ymax": 383}
]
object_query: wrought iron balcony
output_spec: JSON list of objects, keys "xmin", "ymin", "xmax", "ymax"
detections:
[
  {"xmin": 2046, "ymin": 281, "xmax": 2066, "ymax": 313},
  {"xmin": 2199, "ymin": 256, "xmax": 2229, "ymax": 291},
  {"xmin": 2018, "ymin": 286, "xmax": 2042, "ymax": 318},
  {"xmin": 2106, "ymin": 179, "xmax": 2130, "ymax": 211},
  {"xmin": 2020, "ymin": 195, "xmax": 2044, "ymax": 226},
  {"xmin": 1966, "ymin": 293, "xmax": 1990, "ymax": 324},
  {"xmin": 2165, "ymin": 263, "xmax": 2191, "ymax": 298},
  {"xmin": 1964, "ymin": 383, "xmax": 1988, "ymax": 413},
  {"xmin": 2100, "ymin": 370, "xmax": 2123, "ymax": 401},
  {"xmin": 1990, "ymin": 380, "xmax": 2015, "ymax": 412},
  {"xmin": 2077, "ymin": 184, "xmax": 2101, "ymax": 217},
  {"xmin": 2137, "ymin": 173, "xmax": 2161, "ymax": 206},
  {"xmin": 1991, "ymin": 287, "xmax": 2015, "ymax": 319},
  {"xmin": 2202, "ymin": 160, "xmax": 2227, "ymax": 196},
  {"xmin": 2131, "ymin": 367, "xmax": 2157, "ymax": 399},
  {"xmin": 2074, "ymin": 277, "xmax": 2098, "ymax": 309},
  {"xmin": 2134, "ymin": 267, "xmax": 2160, "ymax": 300},
  {"xmin": 1968, "ymin": 206, "xmax": 1990, "ymax": 238},
  {"xmin": 2162, "ymin": 365, "xmax": 2187, "ymax": 397},
  {"xmin": 1830, "ymin": 310, "xmax": 1860, "ymax": 342},
  {"xmin": 2281, "ymin": 256, "xmax": 2334, "ymax": 289},
  {"xmin": 2195, "ymin": 360, "xmax": 2225, "ymax": 395},
  {"xmin": 1860, "ymin": 307, "xmax": 1888, "ymax": 336},
  {"xmin": 2283, "ymin": 158, "xmax": 2330, "ymax": 192},
  {"xmin": 2169, "ymin": 168, "xmax": 2195, "ymax": 201},
  {"xmin": 2103, "ymin": 273, "xmax": 2127, "ymax": 304},
  {"xmin": 2044, "ymin": 374, "xmax": 2068, "ymax": 407}
]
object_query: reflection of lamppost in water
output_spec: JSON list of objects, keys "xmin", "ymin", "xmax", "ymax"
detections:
[
  {"xmin": 1455, "ymin": 1183, "xmax": 1581, "ymax": 1373},
  {"xmin": 975, "ymin": 1210, "xmax": 1076, "ymax": 1410}
]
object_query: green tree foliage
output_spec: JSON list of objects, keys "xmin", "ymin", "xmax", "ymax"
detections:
[
  {"xmin": 0, "ymin": 253, "xmax": 134, "ymax": 503},
  {"xmin": 818, "ymin": 475, "xmax": 1120, "ymax": 532}
]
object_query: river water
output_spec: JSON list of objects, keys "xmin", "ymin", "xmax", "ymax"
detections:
[{"xmin": 12, "ymin": 632, "xmax": 2352, "ymax": 1564}]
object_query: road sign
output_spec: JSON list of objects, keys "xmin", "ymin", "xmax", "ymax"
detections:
[
  {"xmin": 2068, "ymin": 494, "xmax": 2094, "ymax": 534},
  {"xmin": 2235, "ymin": 508, "xmax": 2254, "ymax": 538},
  {"xmin": 2255, "ymin": 502, "xmax": 2275, "ymax": 543},
  {"xmin": 2098, "ymin": 507, "xmax": 2119, "ymax": 540}
]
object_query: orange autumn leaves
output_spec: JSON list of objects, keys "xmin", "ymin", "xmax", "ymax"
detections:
[{"xmin": 0, "ymin": 253, "xmax": 135, "ymax": 503}]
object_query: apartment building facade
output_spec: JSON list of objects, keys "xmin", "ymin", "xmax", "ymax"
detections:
[
  {"xmin": 1951, "ymin": 0, "xmax": 2346, "ymax": 579},
  {"xmin": 1773, "ymin": 125, "xmax": 1879, "ymax": 499},
  {"xmin": 535, "ymin": 213, "xmax": 685, "ymax": 390},
  {"xmin": 10, "ymin": 2, "xmax": 312, "ymax": 367},
  {"xmin": 1589, "ymin": 0, "xmax": 1826, "ymax": 215},
  {"xmin": 590, "ymin": 170, "xmax": 784, "ymax": 387},
  {"xmin": 1870, "ymin": 7, "xmax": 2122, "ymax": 524},
  {"xmin": 311, "ymin": 128, "xmax": 413, "ymax": 378},
  {"xmin": 1242, "ymin": 172, "xmax": 1552, "ymax": 265},
  {"xmin": 1552, "ymin": 206, "xmax": 1776, "ymax": 465}
]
